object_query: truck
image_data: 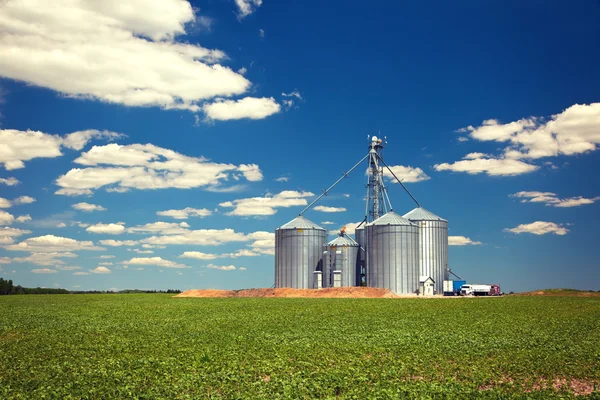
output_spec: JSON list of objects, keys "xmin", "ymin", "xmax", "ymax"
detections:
[
  {"xmin": 460, "ymin": 284, "xmax": 502, "ymax": 296},
  {"xmin": 443, "ymin": 280, "xmax": 466, "ymax": 296}
]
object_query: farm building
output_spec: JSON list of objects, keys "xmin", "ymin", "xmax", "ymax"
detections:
[{"xmin": 274, "ymin": 136, "xmax": 450, "ymax": 295}]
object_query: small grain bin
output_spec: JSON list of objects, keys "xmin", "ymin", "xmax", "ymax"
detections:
[
  {"xmin": 274, "ymin": 216, "xmax": 327, "ymax": 289},
  {"xmin": 403, "ymin": 207, "xmax": 448, "ymax": 295},
  {"xmin": 323, "ymin": 232, "xmax": 360, "ymax": 287}
]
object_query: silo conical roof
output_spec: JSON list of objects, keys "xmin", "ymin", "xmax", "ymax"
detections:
[
  {"xmin": 327, "ymin": 234, "xmax": 359, "ymax": 246},
  {"xmin": 403, "ymin": 207, "xmax": 447, "ymax": 222},
  {"xmin": 368, "ymin": 211, "xmax": 415, "ymax": 226},
  {"xmin": 279, "ymin": 215, "xmax": 325, "ymax": 230}
]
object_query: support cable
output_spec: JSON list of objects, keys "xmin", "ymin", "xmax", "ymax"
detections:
[
  {"xmin": 376, "ymin": 154, "xmax": 421, "ymax": 208},
  {"xmin": 299, "ymin": 153, "xmax": 370, "ymax": 216}
]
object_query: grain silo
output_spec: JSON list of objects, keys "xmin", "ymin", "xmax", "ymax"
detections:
[
  {"xmin": 366, "ymin": 211, "xmax": 420, "ymax": 294},
  {"xmin": 403, "ymin": 207, "xmax": 448, "ymax": 294},
  {"xmin": 275, "ymin": 216, "xmax": 327, "ymax": 289},
  {"xmin": 323, "ymin": 232, "xmax": 360, "ymax": 287},
  {"xmin": 355, "ymin": 225, "xmax": 366, "ymax": 284}
]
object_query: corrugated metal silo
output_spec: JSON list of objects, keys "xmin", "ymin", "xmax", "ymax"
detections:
[
  {"xmin": 323, "ymin": 234, "xmax": 359, "ymax": 287},
  {"xmin": 366, "ymin": 211, "xmax": 419, "ymax": 294},
  {"xmin": 275, "ymin": 216, "xmax": 327, "ymax": 289},
  {"xmin": 403, "ymin": 207, "xmax": 448, "ymax": 294}
]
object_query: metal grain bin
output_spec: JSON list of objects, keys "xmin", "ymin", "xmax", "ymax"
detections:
[
  {"xmin": 403, "ymin": 207, "xmax": 448, "ymax": 294},
  {"xmin": 275, "ymin": 216, "xmax": 327, "ymax": 289},
  {"xmin": 355, "ymin": 226, "xmax": 366, "ymax": 262},
  {"xmin": 366, "ymin": 211, "xmax": 419, "ymax": 294},
  {"xmin": 324, "ymin": 234, "xmax": 360, "ymax": 287}
]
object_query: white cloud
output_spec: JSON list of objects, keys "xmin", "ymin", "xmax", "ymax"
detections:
[
  {"xmin": 0, "ymin": 129, "xmax": 123, "ymax": 170},
  {"xmin": 124, "ymin": 256, "xmax": 189, "ymax": 269},
  {"xmin": 448, "ymin": 236, "xmax": 482, "ymax": 246},
  {"xmin": 90, "ymin": 266, "xmax": 111, "ymax": 274},
  {"xmin": 203, "ymin": 97, "xmax": 281, "ymax": 121},
  {"xmin": 5, "ymin": 235, "xmax": 104, "ymax": 252},
  {"xmin": 98, "ymin": 262, "xmax": 113, "ymax": 266},
  {"xmin": 511, "ymin": 191, "xmax": 600, "ymax": 208},
  {"xmin": 258, "ymin": 29, "xmax": 265, "ymax": 38},
  {"xmin": 179, "ymin": 248, "xmax": 261, "ymax": 260},
  {"xmin": 128, "ymin": 221, "xmax": 189, "ymax": 235},
  {"xmin": 434, "ymin": 153, "xmax": 538, "ymax": 176},
  {"xmin": 16, "ymin": 215, "xmax": 32, "ymax": 223},
  {"xmin": 86, "ymin": 223, "xmax": 125, "ymax": 235},
  {"xmin": 73, "ymin": 272, "xmax": 89, "ymax": 276},
  {"xmin": 206, "ymin": 264, "xmax": 236, "ymax": 271},
  {"xmin": 156, "ymin": 207, "xmax": 212, "ymax": 219},
  {"xmin": 314, "ymin": 206, "xmax": 346, "ymax": 213},
  {"xmin": 32, "ymin": 268, "xmax": 58, "ymax": 274},
  {"xmin": 0, "ymin": 257, "xmax": 10, "ymax": 264},
  {"xmin": 0, "ymin": 237, "xmax": 14, "ymax": 245},
  {"xmin": 239, "ymin": 267, "xmax": 247, "ymax": 271},
  {"xmin": 504, "ymin": 221, "xmax": 569, "ymax": 236},
  {"xmin": 99, "ymin": 239, "xmax": 138, "ymax": 247},
  {"xmin": 12, "ymin": 196, "xmax": 36, "ymax": 205},
  {"xmin": 55, "ymin": 266, "xmax": 82, "ymax": 271},
  {"xmin": 235, "ymin": 0, "xmax": 263, "ymax": 18},
  {"xmin": 57, "ymin": 223, "xmax": 67, "ymax": 228},
  {"xmin": 141, "ymin": 229, "xmax": 248, "ymax": 246},
  {"xmin": 0, "ymin": 177, "xmax": 19, "ymax": 186},
  {"xmin": 0, "ymin": 198, "xmax": 11, "ymax": 208},
  {"xmin": 55, "ymin": 143, "xmax": 263, "ymax": 195},
  {"xmin": 0, "ymin": 210, "xmax": 15, "ymax": 225},
  {"xmin": 281, "ymin": 90, "xmax": 302, "ymax": 110},
  {"xmin": 72, "ymin": 202, "xmax": 106, "ymax": 212},
  {"xmin": 275, "ymin": 176, "xmax": 289, "ymax": 182},
  {"xmin": 99, "ymin": 255, "xmax": 115, "ymax": 259},
  {"xmin": 0, "ymin": 0, "xmax": 255, "ymax": 112},
  {"xmin": 463, "ymin": 103, "xmax": 600, "ymax": 159},
  {"xmin": 321, "ymin": 221, "xmax": 335, "ymax": 225},
  {"xmin": 382, "ymin": 165, "xmax": 430, "ymax": 183},
  {"xmin": 133, "ymin": 249, "xmax": 153, "ymax": 254},
  {"xmin": 0, "ymin": 227, "xmax": 31, "ymax": 237},
  {"xmin": 237, "ymin": 67, "xmax": 247, "ymax": 75},
  {"xmin": 13, "ymin": 252, "xmax": 77, "ymax": 266},
  {"xmin": 220, "ymin": 190, "xmax": 313, "ymax": 216},
  {"xmin": 180, "ymin": 251, "xmax": 218, "ymax": 260}
]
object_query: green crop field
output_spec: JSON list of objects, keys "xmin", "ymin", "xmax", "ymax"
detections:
[{"xmin": 1, "ymin": 295, "xmax": 599, "ymax": 399}]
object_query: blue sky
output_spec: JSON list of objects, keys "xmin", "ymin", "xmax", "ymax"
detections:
[{"xmin": 0, "ymin": 0, "xmax": 598, "ymax": 293}]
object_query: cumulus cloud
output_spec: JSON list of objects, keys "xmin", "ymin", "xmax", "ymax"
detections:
[
  {"xmin": 124, "ymin": 256, "xmax": 189, "ymax": 269},
  {"xmin": 0, "ymin": 210, "xmax": 14, "ymax": 225},
  {"xmin": 321, "ymin": 221, "xmax": 335, "ymax": 225},
  {"xmin": 202, "ymin": 97, "xmax": 281, "ymax": 121},
  {"xmin": 206, "ymin": 264, "xmax": 236, "ymax": 271},
  {"xmin": 504, "ymin": 221, "xmax": 569, "ymax": 236},
  {"xmin": 13, "ymin": 252, "xmax": 77, "ymax": 266},
  {"xmin": 329, "ymin": 222, "xmax": 363, "ymax": 236},
  {"xmin": 0, "ymin": 198, "xmax": 10, "ymax": 208},
  {"xmin": 0, "ymin": 129, "xmax": 123, "ymax": 170},
  {"xmin": 448, "ymin": 236, "xmax": 482, "ymax": 246},
  {"xmin": 0, "ymin": 227, "xmax": 31, "ymax": 237},
  {"xmin": 179, "ymin": 248, "xmax": 261, "ymax": 260},
  {"xmin": 156, "ymin": 207, "xmax": 212, "ymax": 219},
  {"xmin": 90, "ymin": 266, "xmax": 111, "ymax": 274},
  {"xmin": 275, "ymin": 176, "xmax": 289, "ymax": 182},
  {"xmin": 99, "ymin": 255, "xmax": 116, "ymax": 259},
  {"xmin": 220, "ymin": 190, "xmax": 313, "ymax": 216},
  {"xmin": 32, "ymin": 268, "xmax": 58, "ymax": 274},
  {"xmin": 99, "ymin": 239, "xmax": 138, "ymax": 247},
  {"xmin": 13, "ymin": 196, "xmax": 36, "ymax": 205},
  {"xmin": 439, "ymin": 103, "xmax": 600, "ymax": 176},
  {"xmin": 0, "ymin": 177, "xmax": 19, "ymax": 186},
  {"xmin": 434, "ymin": 153, "xmax": 538, "ymax": 176},
  {"xmin": 55, "ymin": 143, "xmax": 263, "ymax": 195},
  {"xmin": 141, "ymin": 228, "xmax": 248, "ymax": 246},
  {"xmin": 55, "ymin": 265, "xmax": 82, "ymax": 271},
  {"xmin": 235, "ymin": 0, "xmax": 263, "ymax": 18},
  {"xmin": 511, "ymin": 191, "xmax": 600, "ymax": 208},
  {"xmin": 382, "ymin": 165, "xmax": 430, "ymax": 183},
  {"xmin": 72, "ymin": 202, "xmax": 106, "ymax": 212},
  {"xmin": 314, "ymin": 206, "xmax": 346, "ymax": 213},
  {"xmin": 127, "ymin": 222, "xmax": 190, "ymax": 235},
  {"xmin": 5, "ymin": 235, "xmax": 104, "ymax": 252},
  {"xmin": 0, "ymin": 0, "xmax": 255, "ymax": 112},
  {"xmin": 16, "ymin": 215, "xmax": 31, "ymax": 223},
  {"xmin": 56, "ymin": 223, "xmax": 67, "ymax": 228},
  {"xmin": 73, "ymin": 272, "xmax": 90, "ymax": 276},
  {"xmin": 86, "ymin": 223, "xmax": 126, "ymax": 235}
]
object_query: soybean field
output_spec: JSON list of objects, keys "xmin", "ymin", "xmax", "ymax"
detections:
[{"xmin": 1, "ymin": 295, "xmax": 599, "ymax": 399}]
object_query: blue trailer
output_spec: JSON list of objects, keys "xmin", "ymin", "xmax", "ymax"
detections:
[{"xmin": 443, "ymin": 280, "xmax": 466, "ymax": 296}]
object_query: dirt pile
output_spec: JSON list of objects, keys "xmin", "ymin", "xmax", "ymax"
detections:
[{"xmin": 175, "ymin": 287, "xmax": 401, "ymax": 298}]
